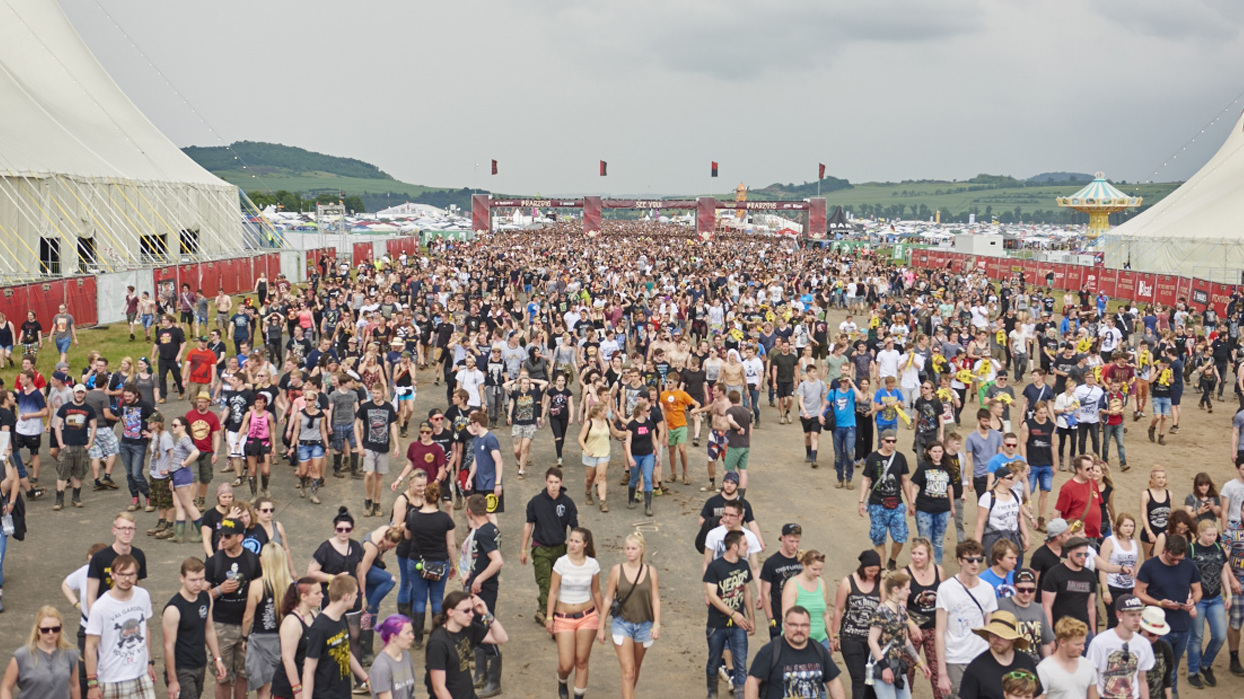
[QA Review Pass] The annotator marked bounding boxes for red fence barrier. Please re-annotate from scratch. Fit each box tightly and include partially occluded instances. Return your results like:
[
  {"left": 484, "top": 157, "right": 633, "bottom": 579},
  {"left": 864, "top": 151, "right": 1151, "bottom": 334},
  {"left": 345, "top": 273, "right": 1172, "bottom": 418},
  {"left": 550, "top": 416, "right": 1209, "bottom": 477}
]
[
  {"left": 909, "top": 250, "right": 1241, "bottom": 316},
  {"left": 0, "top": 276, "right": 98, "bottom": 328},
  {"left": 352, "top": 242, "right": 372, "bottom": 265}
]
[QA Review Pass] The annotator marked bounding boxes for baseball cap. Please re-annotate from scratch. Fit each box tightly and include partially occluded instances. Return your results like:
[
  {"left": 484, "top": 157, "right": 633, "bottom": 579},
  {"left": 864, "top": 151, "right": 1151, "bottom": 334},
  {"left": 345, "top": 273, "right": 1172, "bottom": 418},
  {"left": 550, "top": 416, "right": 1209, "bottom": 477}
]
[
  {"left": 198, "top": 335, "right": 208, "bottom": 342},
  {"left": 781, "top": 523, "right": 803, "bottom": 537},
  {"left": 72, "top": 384, "right": 87, "bottom": 393},
  {"left": 218, "top": 519, "right": 243, "bottom": 536},
  {"left": 1014, "top": 569, "right": 1036, "bottom": 585},
  {"left": 1045, "top": 518, "right": 1069, "bottom": 540},
  {"left": 1115, "top": 594, "right": 1143, "bottom": 613},
  {"left": 52, "top": 371, "right": 70, "bottom": 383},
  {"left": 418, "top": 421, "right": 433, "bottom": 432}
]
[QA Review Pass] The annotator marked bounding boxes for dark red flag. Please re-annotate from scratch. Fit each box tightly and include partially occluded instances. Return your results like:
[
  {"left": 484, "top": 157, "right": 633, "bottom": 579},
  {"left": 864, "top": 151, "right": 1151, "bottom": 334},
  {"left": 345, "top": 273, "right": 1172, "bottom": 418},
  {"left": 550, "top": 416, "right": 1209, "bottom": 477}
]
[
  {"left": 600, "top": 160, "right": 607, "bottom": 176},
  {"left": 491, "top": 159, "right": 498, "bottom": 175},
  {"left": 711, "top": 161, "right": 718, "bottom": 177},
  {"left": 818, "top": 163, "right": 826, "bottom": 179}
]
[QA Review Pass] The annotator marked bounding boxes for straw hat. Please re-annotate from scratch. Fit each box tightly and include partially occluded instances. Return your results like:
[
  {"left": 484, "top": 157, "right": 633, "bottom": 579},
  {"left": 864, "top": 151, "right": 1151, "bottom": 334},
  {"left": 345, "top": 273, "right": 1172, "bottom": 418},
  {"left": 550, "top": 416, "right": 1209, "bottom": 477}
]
[{"left": 971, "top": 610, "right": 1029, "bottom": 649}]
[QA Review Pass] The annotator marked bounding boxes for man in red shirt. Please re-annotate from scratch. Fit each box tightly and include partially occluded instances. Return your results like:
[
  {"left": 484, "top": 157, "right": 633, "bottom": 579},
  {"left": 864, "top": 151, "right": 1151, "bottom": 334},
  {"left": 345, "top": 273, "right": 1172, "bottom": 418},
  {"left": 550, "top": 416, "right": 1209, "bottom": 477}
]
[
  {"left": 185, "top": 392, "right": 222, "bottom": 505},
  {"left": 184, "top": 336, "right": 217, "bottom": 398},
  {"left": 1054, "top": 454, "right": 1102, "bottom": 538}
]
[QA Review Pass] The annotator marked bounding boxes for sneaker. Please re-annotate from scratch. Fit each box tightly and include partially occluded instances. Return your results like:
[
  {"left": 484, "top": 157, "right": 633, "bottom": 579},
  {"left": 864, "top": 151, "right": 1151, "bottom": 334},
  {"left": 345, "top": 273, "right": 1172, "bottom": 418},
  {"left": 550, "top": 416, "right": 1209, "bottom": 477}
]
[
  {"left": 1202, "top": 667, "right": 1217, "bottom": 687},
  {"left": 700, "top": 483, "right": 717, "bottom": 492},
  {"left": 1170, "top": 425, "right": 1180, "bottom": 434},
  {"left": 1121, "top": 462, "right": 1130, "bottom": 472},
  {"left": 27, "top": 488, "right": 44, "bottom": 500},
  {"left": 72, "top": 499, "right": 83, "bottom": 508},
  {"left": 219, "top": 462, "right": 233, "bottom": 473},
  {"left": 693, "top": 438, "right": 700, "bottom": 447},
  {"left": 352, "top": 680, "right": 370, "bottom": 696},
  {"left": 718, "top": 665, "right": 732, "bottom": 684},
  {"left": 52, "top": 500, "right": 63, "bottom": 512},
  {"left": 102, "top": 477, "right": 119, "bottom": 490},
  {"left": 835, "top": 480, "right": 844, "bottom": 489},
  {"left": 653, "top": 487, "right": 664, "bottom": 496},
  {"left": 231, "top": 477, "right": 243, "bottom": 487},
  {"left": 93, "top": 480, "right": 108, "bottom": 492},
  {"left": 1186, "top": 673, "right": 1203, "bottom": 690},
  {"left": 887, "top": 559, "right": 897, "bottom": 572},
  {"left": 517, "top": 469, "right": 525, "bottom": 480}
]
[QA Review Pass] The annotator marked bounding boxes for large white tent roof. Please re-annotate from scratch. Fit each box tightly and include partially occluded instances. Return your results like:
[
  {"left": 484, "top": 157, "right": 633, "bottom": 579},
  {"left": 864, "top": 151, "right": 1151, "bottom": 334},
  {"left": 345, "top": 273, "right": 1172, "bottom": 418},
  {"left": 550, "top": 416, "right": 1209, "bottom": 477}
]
[
  {"left": 1101, "top": 110, "right": 1244, "bottom": 281},
  {"left": 0, "top": 0, "right": 229, "bottom": 187}
]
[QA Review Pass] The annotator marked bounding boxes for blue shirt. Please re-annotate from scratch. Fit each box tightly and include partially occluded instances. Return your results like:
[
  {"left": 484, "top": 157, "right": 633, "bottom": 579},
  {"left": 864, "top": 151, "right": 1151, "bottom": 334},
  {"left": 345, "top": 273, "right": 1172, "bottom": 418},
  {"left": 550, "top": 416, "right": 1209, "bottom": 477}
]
[
  {"left": 979, "top": 568, "right": 1016, "bottom": 598},
  {"left": 873, "top": 388, "right": 904, "bottom": 428},
  {"left": 473, "top": 431, "right": 502, "bottom": 490},
  {"left": 987, "top": 452, "right": 1023, "bottom": 475},
  {"left": 826, "top": 388, "right": 856, "bottom": 428}
]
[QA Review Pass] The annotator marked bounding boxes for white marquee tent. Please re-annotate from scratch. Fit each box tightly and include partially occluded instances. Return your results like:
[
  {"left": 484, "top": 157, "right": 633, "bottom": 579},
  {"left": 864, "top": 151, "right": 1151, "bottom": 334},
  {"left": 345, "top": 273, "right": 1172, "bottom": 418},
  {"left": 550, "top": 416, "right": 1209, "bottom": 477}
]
[
  {"left": 0, "top": 0, "right": 247, "bottom": 281},
  {"left": 1100, "top": 110, "right": 1244, "bottom": 283}
]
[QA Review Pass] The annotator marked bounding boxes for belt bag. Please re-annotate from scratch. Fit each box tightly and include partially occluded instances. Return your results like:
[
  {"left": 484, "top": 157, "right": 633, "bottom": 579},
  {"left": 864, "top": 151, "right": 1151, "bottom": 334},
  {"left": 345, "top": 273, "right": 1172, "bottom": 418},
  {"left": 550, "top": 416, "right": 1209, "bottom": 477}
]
[{"left": 419, "top": 559, "right": 448, "bottom": 581}]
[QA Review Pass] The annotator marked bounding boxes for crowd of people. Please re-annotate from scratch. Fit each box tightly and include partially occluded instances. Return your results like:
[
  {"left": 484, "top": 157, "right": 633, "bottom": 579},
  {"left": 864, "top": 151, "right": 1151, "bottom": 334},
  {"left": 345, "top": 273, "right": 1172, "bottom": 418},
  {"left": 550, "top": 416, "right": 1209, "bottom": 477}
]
[{"left": 1, "top": 219, "right": 1244, "bottom": 699}]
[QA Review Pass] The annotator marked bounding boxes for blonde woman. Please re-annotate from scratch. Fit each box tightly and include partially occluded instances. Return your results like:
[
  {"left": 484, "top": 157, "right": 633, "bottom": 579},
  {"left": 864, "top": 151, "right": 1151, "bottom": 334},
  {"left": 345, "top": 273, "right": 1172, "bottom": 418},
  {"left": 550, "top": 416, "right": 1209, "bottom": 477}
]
[
  {"left": 1140, "top": 465, "right": 1173, "bottom": 560},
  {"left": 599, "top": 532, "right": 661, "bottom": 699},
  {"left": 1098, "top": 513, "right": 1139, "bottom": 628},
  {"left": 0, "top": 606, "right": 79, "bottom": 699},
  {"left": 244, "top": 543, "right": 294, "bottom": 699},
  {"left": 357, "top": 524, "right": 405, "bottom": 665},
  {"left": 780, "top": 550, "right": 832, "bottom": 646},
  {"left": 251, "top": 496, "right": 295, "bottom": 578},
  {"left": 578, "top": 402, "right": 614, "bottom": 512}
]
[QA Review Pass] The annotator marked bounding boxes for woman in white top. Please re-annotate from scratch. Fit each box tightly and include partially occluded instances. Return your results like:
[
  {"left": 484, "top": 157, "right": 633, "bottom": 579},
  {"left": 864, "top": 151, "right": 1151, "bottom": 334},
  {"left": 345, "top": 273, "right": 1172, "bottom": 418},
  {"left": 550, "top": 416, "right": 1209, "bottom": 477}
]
[
  {"left": 974, "top": 467, "right": 1028, "bottom": 567},
  {"left": 546, "top": 527, "right": 605, "bottom": 699},
  {"left": 1097, "top": 512, "right": 1138, "bottom": 629},
  {"left": 1052, "top": 378, "right": 1080, "bottom": 472}
]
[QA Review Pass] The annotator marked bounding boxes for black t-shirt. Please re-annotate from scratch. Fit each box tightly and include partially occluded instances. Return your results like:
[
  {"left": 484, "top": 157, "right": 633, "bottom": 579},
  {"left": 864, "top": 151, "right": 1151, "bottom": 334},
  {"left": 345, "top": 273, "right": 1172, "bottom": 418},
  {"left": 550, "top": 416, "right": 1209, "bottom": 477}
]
[
  {"left": 703, "top": 556, "right": 752, "bottom": 628},
  {"left": 205, "top": 549, "right": 262, "bottom": 625},
  {"left": 700, "top": 494, "right": 755, "bottom": 523},
  {"left": 759, "top": 552, "right": 803, "bottom": 628},
  {"left": 312, "top": 540, "right": 364, "bottom": 612},
  {"left": 306, "top": 612, "right": 351, "bottom": 699},
  {"left": 625, "top": 418, "right": 656, "bottom": 456},
  {"left": 86, "top": 546, "right": 149, "bottom": 603},
  {"left": 404, "top": 509, "right": 455, "bottom": 562},
  {"left": 165, "top": 591, "right": 211, "bottom": 670},
  {"left": 0, "top": 407, "right": 14, "bottom": 434},
  {"left": 771, "top": 352, "right": 799, "bottom": 383},
  {"left": 545, "top": 387, "right": 571, "bottom": 418},
  {"left": 911, "top": 462, "right": 953, "bottom": 514},
  {"left": 747, "top": 638, "right": 841, "bottom": 699},
  {"left": 862, "top": 451, "right": 909, "bottom": 506},
  {"left": 424, "top": 619, "right": 488, "bottom": 699},
  {"left": 508, "top": 387, "right": 542, "bottom": 425},
  {"left": 958, "top": 648, "right": 1042, "bottom": 699},
  {"left": 356, "top": 401, "right": 397, "bottom": 452},
  {"left": 222, "top": 389, "right": 252, "bottom": 432},
  {"left": 1028, "top": 545, "right": 1062, "bottom": 604},
  {"left": 199, "top": 507, "right": 230, "bottom": 552},
  {"left": 56, "top": 402, "right": 97, "bottom": 447},
  {"left": 1040, "top": 563, "right": 1097, "bottom": 626},
  {"left": 468, "top": 523, "right": 500, "bottom": 593},
  {"left": 683, "top": 368, "right": 708, "bottom": 402},
  {"left": 156, "top": 325, "right": 186, "bottom": 360}
]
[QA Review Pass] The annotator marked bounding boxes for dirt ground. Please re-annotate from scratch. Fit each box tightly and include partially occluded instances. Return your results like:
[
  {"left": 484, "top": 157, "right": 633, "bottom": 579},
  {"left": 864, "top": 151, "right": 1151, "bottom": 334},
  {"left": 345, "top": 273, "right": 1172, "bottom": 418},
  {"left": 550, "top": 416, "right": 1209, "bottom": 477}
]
[{"left": 3, "top": 310, "right": 1242, "bottom": 699}]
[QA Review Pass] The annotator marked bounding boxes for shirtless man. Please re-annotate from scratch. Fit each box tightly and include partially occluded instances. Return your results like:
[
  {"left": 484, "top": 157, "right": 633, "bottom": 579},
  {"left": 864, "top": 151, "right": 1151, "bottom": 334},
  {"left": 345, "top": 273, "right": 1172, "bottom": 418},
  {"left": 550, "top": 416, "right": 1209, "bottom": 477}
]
[
  {"left": 137, "top": 293, "right": 159, "bottom": 343},
  {"left": 692, "top": 382, "right": 734, "bottom": 493},
  {"left": 214, "top": 288, "right": 233, "bottom": 331},
  {"left": 720, "top": 350, "right": 746, "bottom": 410}
]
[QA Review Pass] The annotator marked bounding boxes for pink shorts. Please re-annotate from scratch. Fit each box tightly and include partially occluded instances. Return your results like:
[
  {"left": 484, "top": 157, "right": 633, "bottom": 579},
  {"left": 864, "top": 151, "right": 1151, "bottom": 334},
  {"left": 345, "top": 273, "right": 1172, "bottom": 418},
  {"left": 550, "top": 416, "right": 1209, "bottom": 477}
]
[{"left": 552, "top": 607, "right": 599, "bottom": 634}]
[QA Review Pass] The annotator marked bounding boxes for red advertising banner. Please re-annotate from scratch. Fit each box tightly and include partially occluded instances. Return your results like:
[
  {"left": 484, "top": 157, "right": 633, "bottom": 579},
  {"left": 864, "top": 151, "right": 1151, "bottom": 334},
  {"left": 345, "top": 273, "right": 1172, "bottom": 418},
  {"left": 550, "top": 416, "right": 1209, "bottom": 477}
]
[
  {"left": 1154, "top": 275, "right": 1179, "bottom": 307},
  {"left": 985, "top": 258, "right": 1001, "bottom": 278},
  {"left": 1082, "top": 267, "right": 1098, "bottom": 292},
  {"left": 1097, "top": 268, "right": 1117, "bottom": 297},
  {"left": 1065, "top": 265, "right": 1083, "bottom": 292},
  {"left": 1210, "top": 283, "right": 1234, "bottom": 316},
  {"left": 1177, "top": 277, "right": 1195, "bottom": 306},
  {"left": 1190, "top": 277, "right": 1212, "bottom": 309},
  {"left": 352, "top": 242, "right": 372, "bottom": 266},
  {"left": 1134, "top": 273, "right": 1156, "bottom": 304},
  {"left": 1115, "top": 270, "right": 1137, "bottom": 302}
]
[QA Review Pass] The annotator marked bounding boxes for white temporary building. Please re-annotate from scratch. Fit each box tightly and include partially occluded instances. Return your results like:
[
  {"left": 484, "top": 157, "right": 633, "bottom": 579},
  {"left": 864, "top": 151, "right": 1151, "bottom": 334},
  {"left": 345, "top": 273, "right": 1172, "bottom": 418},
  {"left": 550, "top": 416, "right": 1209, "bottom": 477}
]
[
  {"left": 0, "top": 0, "right": 247, "bottom": 281},
  {"left": 1100, "top": 110, "right": 1244, "bottom": 283}
]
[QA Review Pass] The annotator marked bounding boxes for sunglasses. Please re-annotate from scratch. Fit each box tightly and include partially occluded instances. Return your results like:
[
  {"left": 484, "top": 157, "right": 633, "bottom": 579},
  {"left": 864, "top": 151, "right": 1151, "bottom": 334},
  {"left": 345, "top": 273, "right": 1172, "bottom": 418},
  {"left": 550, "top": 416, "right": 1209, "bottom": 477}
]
[
  {"left": 882, "top": 438, "right": 896, "bottom": 443},
  {"left": 258, "top": 508, "right": 274, "bottom": 513},
  {"left": 335, "top": 526, "right": 353, "bottom": 533},
  {"left": 962, "top": 556, "right": 984, "bottom": 563},
  {"left": 419, "top": 430, "right": 432, "bottom": 435},
  {"left": 1015, "top": 587, "right": 1036, "bottom": 594},
  {"left": 40, "top": 626, "right": 62, "bottom": 634},
  {"left": 431, "top": 416, "right": 444, "bottom": 421},
  {"left": 1003, "top": 443, "right": 1018, "bottom": 448}
]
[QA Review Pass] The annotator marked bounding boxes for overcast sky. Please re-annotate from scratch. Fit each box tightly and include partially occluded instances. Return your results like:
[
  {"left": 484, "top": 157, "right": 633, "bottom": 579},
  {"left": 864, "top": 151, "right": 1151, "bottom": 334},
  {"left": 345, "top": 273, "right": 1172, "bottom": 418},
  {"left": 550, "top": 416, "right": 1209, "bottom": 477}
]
[{"left": 61, "top": 0, "right": 1244, "bottom": 195}]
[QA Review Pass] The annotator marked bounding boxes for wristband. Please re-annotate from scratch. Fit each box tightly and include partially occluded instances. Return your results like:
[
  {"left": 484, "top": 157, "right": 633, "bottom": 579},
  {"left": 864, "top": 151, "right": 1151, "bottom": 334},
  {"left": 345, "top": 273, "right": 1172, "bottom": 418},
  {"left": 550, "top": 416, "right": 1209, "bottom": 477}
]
[{"left": 87, "top": 680, "right": 99, "bottom": 688}]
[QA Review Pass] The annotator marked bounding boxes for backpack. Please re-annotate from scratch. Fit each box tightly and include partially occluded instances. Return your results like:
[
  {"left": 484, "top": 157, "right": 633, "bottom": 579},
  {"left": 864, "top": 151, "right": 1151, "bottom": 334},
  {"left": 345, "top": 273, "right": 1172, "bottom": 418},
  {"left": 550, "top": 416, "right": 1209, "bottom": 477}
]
[
  {"left": 760, "top": 637, "right": 833, "bottom": 695},
  {"left": 694, "top": 515, "right": 721, "bottom": 554}
]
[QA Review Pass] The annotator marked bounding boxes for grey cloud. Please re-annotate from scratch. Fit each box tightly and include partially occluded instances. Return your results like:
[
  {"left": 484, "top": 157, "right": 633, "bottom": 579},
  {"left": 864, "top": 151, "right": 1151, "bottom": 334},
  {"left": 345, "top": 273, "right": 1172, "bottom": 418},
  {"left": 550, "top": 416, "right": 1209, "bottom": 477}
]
[{"left": 1090, "top": 0, "right": 1243, "bottom": 40}]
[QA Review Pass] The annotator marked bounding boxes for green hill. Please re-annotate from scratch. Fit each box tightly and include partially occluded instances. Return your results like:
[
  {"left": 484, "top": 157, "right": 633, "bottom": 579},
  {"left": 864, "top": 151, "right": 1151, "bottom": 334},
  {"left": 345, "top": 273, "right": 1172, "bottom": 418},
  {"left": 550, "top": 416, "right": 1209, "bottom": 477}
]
[
  {"left": 751, "top": 174, "right": 1179, "bottom": 225},
  {"left": 183, "top": 141, "right": 479, "bottom": 212}
]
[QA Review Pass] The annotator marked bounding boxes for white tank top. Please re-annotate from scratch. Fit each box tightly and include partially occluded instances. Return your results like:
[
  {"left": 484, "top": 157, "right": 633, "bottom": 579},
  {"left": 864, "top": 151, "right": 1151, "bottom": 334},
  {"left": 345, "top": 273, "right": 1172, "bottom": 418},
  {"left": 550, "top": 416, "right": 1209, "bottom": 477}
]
[{"left": 1105, "top": 535, "right": 1137, "bottom": 589}]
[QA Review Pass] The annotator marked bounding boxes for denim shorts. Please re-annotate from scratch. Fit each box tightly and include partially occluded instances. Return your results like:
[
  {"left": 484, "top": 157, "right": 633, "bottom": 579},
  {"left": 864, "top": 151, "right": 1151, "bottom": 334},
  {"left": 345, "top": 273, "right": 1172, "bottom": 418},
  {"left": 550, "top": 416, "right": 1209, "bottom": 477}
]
[
  {"left": 1028, "top": 464, "right": 1053, "bottom": 492},
  {"left": 55, "top": 337, "right": 71, "bottom": 354},
  {"left": 867, "top": 503, "right": 908, "bottom": 546},
  {"left": 298, "top": 443, "right": 326, "bottom": 461},
  {"left": 611, "top": 617, "right": 654, "bottom": 648},
  {"left": 1152, "top": 397, "right": 1172, "bottom": 416},
  {"left": 171, "top": 466, "right": 194, "bottom": 488},
  {"left": 582, "top": 454, "right": 610, "bottom": 468}
]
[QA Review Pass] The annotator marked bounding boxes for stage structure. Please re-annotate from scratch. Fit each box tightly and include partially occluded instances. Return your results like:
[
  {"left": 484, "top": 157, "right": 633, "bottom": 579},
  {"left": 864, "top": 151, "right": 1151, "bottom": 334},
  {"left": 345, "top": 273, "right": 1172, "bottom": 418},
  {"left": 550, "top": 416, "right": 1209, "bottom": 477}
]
[{"left": 472, "top": 195, "right": 828, "bottom": 241}]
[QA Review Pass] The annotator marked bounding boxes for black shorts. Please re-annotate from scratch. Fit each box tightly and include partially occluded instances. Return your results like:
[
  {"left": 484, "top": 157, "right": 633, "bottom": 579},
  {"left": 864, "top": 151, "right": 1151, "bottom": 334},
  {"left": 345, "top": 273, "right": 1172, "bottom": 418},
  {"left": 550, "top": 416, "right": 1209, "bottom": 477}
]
[
  {"left": 777, "top": 381, "right": 794, "bottom": 398},
  {"left": 812, "top": 344, "right": 828, "bottom": 359},
  {"left": 49, "top": 430, "right": 61, "bottom": 450},
  {"left": 801, "top": 416, "right": 822, "bottom": 434},
  {"left": 14, "top": 432, "right": 40, "bottom": 454},
  {"left": 180, "top": 311, "right": 194, "bottom": 324},
  {"left": 244, "top": 439, "right": 270, "bottom": 457}
]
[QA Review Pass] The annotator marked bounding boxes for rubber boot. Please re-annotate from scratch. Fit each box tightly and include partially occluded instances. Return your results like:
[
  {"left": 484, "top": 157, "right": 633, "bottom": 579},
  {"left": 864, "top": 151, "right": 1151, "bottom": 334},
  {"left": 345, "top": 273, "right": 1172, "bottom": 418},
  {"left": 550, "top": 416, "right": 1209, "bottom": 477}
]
[
  {"left": 477, "top": 650, "right": 502, "bottom": 698},
  {"left": 171, "top": 520, "right": 185, "bottom": 544},
  {"left": 472, "top": 648, "right": 487, "bottom": 688},
  {"left": 248, "top": 476, "right": 258, "bottom": 496},
  {"left": 412, "top": 611, "right": 426, "bottom": 649},
  {"left": 350, "top": 453, "right": 362, "bottom": 479},
  {"left": 189, "top": 518, "right": 202, "bottom": 543},
  {"left": 310, "top": 478, "right": 321, "bottom": 504},
  {"left": 333, "top": 452, "right": 344, "bottom": 478},
  {"left": 707, "top": 675, "right": 718, "bottom": 699},
  {"left": 261, "top": 473, "right": 270, "bottom": 497},
  {"left": 358, "top": 612, "right": 375, "bottom": 666}
]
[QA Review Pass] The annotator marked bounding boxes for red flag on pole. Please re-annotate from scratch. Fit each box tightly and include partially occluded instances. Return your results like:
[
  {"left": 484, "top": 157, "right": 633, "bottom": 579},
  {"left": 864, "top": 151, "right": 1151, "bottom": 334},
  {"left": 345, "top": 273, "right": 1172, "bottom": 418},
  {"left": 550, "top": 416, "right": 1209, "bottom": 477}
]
[
  {"left": 491, "top": 160, "right": 498, "bottom": 175},
  {"left": 599, "top": 160, "right": 607, "bottom": 176},
  {"left": 818, "top": 163, "right": 826, "bottom": 179},
  {"left": 711, "top": 161, "right": 718, "bottom": 177}
]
